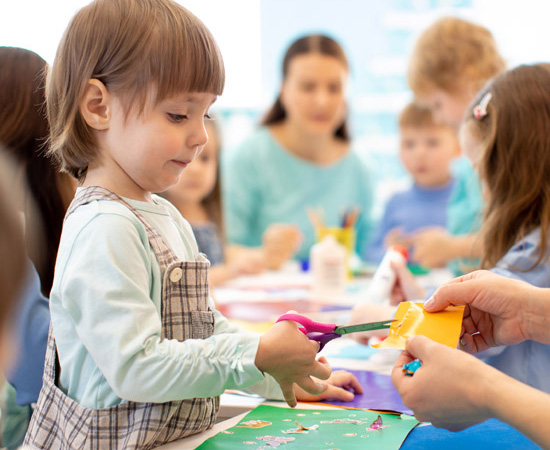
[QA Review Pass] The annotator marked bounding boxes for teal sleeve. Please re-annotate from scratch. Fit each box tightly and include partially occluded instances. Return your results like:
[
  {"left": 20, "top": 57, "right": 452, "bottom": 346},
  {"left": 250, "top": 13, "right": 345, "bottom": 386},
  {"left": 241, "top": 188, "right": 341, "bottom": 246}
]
[
  {"left": 54, "top": 213, "right": 266, "bottom": 407},
  {"left": 223, "top": 145, "right": 263, "bottom": 247}
]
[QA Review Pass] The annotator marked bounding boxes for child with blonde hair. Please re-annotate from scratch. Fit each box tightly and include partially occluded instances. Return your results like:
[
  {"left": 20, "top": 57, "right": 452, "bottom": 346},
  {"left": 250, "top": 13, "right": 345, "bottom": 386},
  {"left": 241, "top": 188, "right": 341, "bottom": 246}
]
[
  {"left": 390, "top": 63, "right": 550, "bottom": 392},
  {"left": 162, "top": 119, "right": 300, "bottom": 286},
  {"left": 407, "top": 17, "right": 506, "bottom": 271},
  {"left": 364, "top": 102, "right": 459, "bottom": 263},
  {"left": 24, "top": 1, "right": 361, "bottom": 447}
]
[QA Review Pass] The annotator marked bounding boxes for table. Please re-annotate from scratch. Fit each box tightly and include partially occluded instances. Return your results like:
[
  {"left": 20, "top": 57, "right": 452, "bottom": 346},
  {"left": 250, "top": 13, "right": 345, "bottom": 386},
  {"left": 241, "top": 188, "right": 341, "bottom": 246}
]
[{"left": 159, "top": 266, "right": 538, "bottom": 449}]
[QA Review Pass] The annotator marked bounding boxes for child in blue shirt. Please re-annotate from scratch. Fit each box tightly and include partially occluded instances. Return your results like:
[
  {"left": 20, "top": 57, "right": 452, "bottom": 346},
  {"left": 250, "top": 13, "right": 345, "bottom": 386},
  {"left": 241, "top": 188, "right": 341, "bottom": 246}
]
[
  {"left": 364, "top": 102, "right": 459, "bottom": 263},
  {"left": 24, "top": 1, "right": 361, "bottom": 448}
]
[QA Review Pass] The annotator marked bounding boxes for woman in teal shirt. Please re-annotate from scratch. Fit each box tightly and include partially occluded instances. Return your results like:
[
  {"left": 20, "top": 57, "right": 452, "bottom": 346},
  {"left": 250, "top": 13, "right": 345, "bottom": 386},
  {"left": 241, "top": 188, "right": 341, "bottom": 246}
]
[{"left": 224, "top": 34, "right": 373, "bottom": 261}]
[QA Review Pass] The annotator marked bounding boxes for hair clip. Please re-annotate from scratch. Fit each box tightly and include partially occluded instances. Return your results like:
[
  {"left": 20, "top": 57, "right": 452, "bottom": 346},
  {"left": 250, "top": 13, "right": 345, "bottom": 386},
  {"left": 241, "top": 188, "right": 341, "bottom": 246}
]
[{"left": 473, "top": 92, "right": 492, "bottom": 120}]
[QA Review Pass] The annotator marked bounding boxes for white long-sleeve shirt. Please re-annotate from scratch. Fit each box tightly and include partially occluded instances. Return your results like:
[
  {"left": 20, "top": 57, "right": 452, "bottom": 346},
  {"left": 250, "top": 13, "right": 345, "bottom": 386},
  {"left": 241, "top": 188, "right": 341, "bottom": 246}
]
[{"left": 50, "top": 190, "right": 282, "bottom": 408}]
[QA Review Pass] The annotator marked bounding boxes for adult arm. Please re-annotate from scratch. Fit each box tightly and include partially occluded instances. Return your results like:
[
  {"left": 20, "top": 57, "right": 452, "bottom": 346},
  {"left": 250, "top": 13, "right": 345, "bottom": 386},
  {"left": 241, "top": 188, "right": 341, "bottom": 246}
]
[{"left": 392, "top": 335, "right": 550, "bottom": 449}]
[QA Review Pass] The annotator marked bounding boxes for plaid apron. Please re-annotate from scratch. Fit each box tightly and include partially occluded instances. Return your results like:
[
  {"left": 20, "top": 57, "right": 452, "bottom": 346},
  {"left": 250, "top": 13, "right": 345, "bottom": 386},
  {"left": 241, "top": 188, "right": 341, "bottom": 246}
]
[{"left": 25, "top": 186, "right": 219, "bottom": 449}]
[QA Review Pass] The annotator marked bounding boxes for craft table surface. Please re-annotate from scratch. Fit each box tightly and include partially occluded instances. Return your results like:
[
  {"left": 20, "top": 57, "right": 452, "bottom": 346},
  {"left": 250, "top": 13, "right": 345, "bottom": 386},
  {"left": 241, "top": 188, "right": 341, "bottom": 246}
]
[{"left": 157, "top": 267, "right": 537, "bottom": 449}]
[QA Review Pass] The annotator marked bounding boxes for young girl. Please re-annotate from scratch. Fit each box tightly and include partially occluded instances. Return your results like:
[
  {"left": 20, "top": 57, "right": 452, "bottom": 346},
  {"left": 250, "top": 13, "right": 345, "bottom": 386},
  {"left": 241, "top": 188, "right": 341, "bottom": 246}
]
[
  {"left": 224, "top": 34, "right": 373, "bottom": 262},
  {"left": 406, "top": 17, "right": 506, "bottom": 271},
  {"left": 25, "top": 1, "right": 361, "bottom": 448},
  {"left": 389, "top": 63, "right": 550, "bottom": 392},
  {"left": 161, "top": 119, "right": 300, "bottom": 286}
]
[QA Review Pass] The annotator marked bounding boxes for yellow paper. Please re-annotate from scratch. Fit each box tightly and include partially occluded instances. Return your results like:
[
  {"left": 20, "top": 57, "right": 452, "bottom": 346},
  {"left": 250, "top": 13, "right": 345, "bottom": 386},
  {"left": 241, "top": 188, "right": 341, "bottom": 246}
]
[{"left": 372, "top": 301, "right": 465, "bottom": 350}]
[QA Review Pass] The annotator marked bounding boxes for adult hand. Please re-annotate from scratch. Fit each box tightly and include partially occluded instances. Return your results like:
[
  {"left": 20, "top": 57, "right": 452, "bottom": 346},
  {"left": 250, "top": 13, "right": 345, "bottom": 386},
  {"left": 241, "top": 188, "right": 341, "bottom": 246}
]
[
  {"left": 411, "top": 227, "right": 455, "bottom": 268},
  {"left": 295, "top": 361, "right": 363, "bottom": 402},
  {"left": 424, "top": 270, "right": 539, "bottom": 353},
  {"left": 262, "top": 224, "right": 302, "bottom": 270},
  {"left": 392, "top": 335, "right": 496, "bottom": 430},
  {"left": 255, "top": 314, "right": 330, "bottom": 407}
]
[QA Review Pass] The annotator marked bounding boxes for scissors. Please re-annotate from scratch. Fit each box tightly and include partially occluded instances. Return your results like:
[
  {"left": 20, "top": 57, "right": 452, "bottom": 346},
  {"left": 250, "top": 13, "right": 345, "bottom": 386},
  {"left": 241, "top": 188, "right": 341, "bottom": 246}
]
[{"left": 276, "top": 313, "right": 395, "bottom": 351}]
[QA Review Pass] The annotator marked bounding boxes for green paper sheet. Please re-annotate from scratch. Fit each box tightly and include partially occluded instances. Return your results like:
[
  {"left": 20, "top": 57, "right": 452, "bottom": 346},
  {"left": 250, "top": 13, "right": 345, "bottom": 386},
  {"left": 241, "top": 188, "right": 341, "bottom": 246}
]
[{"left": 197, "top": 405, "right": 419, "bottom": 450}]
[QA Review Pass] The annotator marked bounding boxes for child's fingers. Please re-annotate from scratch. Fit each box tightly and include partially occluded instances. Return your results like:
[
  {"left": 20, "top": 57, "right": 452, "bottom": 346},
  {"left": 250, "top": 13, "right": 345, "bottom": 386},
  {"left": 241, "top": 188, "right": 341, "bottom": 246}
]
[
  {"left": 321, "top": 384, "right": 355, "bottom": 402},
  {"left": 296, "top": 376, "right": 327, "bottom": 396},
  {"left": 309, "top": 357, "right": 331, "bottom": 380},
  {"left": 280, "top": 381, "right": 297, "bottom": 408}
]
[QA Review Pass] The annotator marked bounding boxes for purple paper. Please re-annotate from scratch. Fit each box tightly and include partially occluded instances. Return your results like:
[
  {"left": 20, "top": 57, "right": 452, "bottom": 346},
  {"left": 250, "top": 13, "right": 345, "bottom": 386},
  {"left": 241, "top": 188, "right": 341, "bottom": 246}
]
[{"left": 320, "top": 369, "right": 413, "bottom": 415}]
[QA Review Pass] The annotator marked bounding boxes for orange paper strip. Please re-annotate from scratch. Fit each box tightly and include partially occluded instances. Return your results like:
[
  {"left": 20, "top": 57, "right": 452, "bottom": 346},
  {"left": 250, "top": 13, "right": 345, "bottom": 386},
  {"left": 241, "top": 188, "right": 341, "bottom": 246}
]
[{"left": 372, "top": 301, "right": 465, "bottom": 350}]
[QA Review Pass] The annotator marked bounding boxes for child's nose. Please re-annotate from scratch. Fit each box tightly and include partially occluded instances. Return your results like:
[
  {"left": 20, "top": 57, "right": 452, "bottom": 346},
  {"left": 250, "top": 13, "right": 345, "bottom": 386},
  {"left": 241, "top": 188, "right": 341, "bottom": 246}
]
[{"left": 188, "top": 123, "right": 208, "bottom": 150}]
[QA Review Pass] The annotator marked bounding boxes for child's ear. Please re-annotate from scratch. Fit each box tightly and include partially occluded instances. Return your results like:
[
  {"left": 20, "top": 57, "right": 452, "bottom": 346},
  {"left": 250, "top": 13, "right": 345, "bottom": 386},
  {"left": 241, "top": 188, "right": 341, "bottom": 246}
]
[{"left": 79, "top": 79, "right": 111, "bottom": 130}]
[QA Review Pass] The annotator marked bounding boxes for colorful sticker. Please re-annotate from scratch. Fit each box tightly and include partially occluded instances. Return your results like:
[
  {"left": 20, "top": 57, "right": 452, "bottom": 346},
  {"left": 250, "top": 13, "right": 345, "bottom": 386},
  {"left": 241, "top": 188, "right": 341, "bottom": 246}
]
[{"left": 237, "top": 420, "right": 272, "bottom": 428}]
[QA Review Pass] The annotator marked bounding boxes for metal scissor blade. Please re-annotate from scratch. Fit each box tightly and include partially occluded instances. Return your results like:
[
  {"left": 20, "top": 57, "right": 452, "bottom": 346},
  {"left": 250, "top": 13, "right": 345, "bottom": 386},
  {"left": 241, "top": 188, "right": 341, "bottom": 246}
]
[{"left": 333, "top": 319, "right": 396, "bottom": 335}]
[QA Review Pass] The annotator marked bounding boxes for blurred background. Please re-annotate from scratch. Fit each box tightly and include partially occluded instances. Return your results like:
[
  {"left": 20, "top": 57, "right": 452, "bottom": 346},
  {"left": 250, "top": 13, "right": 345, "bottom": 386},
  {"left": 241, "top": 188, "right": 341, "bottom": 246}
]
[{"left": 2, "top": 0, "right": 549, "bottom": 217}]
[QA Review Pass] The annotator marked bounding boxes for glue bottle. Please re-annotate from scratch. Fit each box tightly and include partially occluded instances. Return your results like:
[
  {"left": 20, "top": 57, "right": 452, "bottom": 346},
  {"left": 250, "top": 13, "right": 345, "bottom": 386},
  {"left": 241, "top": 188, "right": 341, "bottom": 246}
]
[
  {"left": 310, "top": 235, "right": 346, "bottom": 301},
  {"left": 366, "top": 245, "right": 409, "bottom": 305}
]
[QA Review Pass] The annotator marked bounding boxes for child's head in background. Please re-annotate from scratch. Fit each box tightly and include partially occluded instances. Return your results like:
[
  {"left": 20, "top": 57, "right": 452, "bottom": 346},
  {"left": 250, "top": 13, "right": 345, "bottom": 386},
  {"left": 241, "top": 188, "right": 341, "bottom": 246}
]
[
  {"left": 46, "top": 0, "right": 224, "bottom": 196},
  {"left": 162, "top": 119, "right": 223, "bottom": 231},
  {"left": 0, "top": 46, "right": 75, "bottom": 295},
  {"left": 408, "top": 17, "right": 505, "bottom": 130},
  {"left": 398, "top": 102, "right": 459, "bottom": 188},
  {"left": 460, "top": 63, "right": 550, "bottom": 269}
]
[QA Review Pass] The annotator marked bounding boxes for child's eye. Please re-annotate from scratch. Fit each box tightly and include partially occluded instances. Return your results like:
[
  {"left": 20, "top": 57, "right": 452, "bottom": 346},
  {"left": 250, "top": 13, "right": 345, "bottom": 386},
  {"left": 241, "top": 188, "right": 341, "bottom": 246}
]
[
  {"left": 168, "top": 113, "right": 187, "bottom": 123},
  {"left": 204, "top": 114, "right": 212, "bottom": 121}
]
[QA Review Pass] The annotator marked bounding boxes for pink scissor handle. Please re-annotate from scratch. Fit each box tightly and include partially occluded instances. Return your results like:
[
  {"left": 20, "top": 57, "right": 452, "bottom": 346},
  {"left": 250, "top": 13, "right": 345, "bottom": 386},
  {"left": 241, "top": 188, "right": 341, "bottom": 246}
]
[{"left": 276, "top": 313, "right": 337, "bottom": 334}]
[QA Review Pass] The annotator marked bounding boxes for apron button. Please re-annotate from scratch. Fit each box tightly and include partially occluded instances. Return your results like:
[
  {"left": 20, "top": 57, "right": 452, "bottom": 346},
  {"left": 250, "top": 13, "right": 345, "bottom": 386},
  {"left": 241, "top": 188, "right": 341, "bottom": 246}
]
[{"left": 169, "top": 267, "right": 183, "bottom": 283}]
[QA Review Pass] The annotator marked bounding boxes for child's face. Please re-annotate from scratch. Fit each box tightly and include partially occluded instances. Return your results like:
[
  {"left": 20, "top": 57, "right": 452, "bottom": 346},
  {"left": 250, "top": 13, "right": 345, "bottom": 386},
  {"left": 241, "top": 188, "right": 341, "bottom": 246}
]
[
  {"left": 400, "top": 125, "right": 459, "bottom": 188},
  {"left": 164, "top": 123, "right": 218, "bottom": 206},
  {"left": 280, "top": 53, "right": 348, "bottom": 137},
  {"left": 458, "top": 124, "right": 485, "bottom": 171},
  {"left": 98, "top": 91, "right": 216, "bottom": 200},
  {"left": 420, "top": 88, "right": 473, "bottom": 131}
]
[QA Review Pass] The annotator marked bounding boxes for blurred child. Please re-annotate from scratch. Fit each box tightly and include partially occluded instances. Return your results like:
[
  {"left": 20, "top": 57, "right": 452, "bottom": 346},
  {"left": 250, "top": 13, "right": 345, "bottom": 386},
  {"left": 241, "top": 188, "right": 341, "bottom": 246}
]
[
  {"left": 0, "top": 47, "right": 75, "bottom": 449},
  {"left": 0, "top": 154, "right": 28, "bottom": 449},
  {"left": 25, "top": 1, "right": 361, "bottom": 447},
  {"left": 407, "top": 17, "right": 506, "bottom": 270},
  {"left": 364, "top": 102, "right": 459, "bottom": 263},
  {"left": 161, "top": 119, "right": 299, "bottom": 286},
  {"left": 386, "top": 64, "right": 550, "bottom": 392}
]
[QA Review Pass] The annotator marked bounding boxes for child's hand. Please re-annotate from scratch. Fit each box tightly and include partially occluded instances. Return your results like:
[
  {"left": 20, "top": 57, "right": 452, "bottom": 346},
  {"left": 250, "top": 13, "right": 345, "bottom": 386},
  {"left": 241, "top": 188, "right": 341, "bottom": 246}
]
[
  {"left": 389, "top": 258, "right": 426, "bottom": 303},
  {"left": 228, "top": 248, "right": 265, "bottom": 276},
  {"left": 411, "top": 227, "right": 455, "bottom": 267},
  {"left": 384, "top": 227, "right": 412, "bottom": 249},
  {"left": 255, "top": 315, "right": 331, "bottom": 407},
  {"left": 348, "top": 304, "right": 397, "bottom": 344},
  {"left": 295, "top": 360, "right": 363, "bottom": 402},
  {"left": 262, "top": 224, "right": 302, "bottom": 270}
]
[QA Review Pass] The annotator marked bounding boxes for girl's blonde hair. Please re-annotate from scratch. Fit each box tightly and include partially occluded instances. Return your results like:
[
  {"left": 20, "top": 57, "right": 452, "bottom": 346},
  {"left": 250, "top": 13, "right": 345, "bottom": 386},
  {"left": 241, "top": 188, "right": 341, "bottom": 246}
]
[
  {"left": 408, "top": 17, "right": 505, "bottom": 97},
  {"left": 47, "top": 0, "right": 225, "bottom": 181},
  {"left": 462, "top": 64, "right": 550, "bottom": 269}
]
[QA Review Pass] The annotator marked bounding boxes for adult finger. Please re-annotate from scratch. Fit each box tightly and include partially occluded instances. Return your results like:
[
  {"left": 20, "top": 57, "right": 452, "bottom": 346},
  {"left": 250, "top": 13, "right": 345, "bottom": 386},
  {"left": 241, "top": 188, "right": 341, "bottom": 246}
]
[
  {"left": 391, "top": 350, "right": 415, "bottom": 389},
  {"left": 405, "top": 335, "right": 436, "bottom": 360},
  {"left": 424, "top": 280, "right": 478, "bottom": 312}
]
